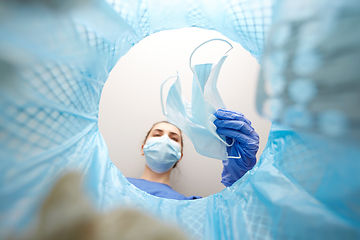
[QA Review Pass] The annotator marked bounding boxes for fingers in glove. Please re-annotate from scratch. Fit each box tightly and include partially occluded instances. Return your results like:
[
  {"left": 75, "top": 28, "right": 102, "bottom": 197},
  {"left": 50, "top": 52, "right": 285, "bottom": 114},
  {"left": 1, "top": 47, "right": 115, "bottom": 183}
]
[
  {"left": 214, "top": 119, "right": 254, "bottom": 135},
  {"left": 214, "top": 108, "right": 251, "bottom": 124},
  {"left": 216, "top": 127, "right": 258, "bottom": 146}
]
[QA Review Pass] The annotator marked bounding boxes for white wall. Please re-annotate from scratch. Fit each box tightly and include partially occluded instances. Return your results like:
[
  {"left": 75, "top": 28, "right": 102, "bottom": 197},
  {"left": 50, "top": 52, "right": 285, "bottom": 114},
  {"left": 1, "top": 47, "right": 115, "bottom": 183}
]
[{"left": 98, "top": 28, "right": 271, "bottom": 198}]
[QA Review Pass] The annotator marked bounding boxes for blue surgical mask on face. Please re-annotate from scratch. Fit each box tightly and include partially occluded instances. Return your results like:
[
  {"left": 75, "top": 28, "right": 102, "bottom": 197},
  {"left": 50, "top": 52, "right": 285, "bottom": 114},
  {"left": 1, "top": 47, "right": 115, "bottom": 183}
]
[
  {"left": 161, "top": 39, "right": 239, "bottom": 160},
  {"left": 143, "top": 134, "right": 182, "bottom": 173}
]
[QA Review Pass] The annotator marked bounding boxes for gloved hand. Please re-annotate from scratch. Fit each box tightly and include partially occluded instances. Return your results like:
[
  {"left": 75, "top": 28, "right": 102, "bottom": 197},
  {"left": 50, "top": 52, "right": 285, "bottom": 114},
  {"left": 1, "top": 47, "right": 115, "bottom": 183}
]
[{"left": 214, "top": 108, "right": 259, "bottom": 187}]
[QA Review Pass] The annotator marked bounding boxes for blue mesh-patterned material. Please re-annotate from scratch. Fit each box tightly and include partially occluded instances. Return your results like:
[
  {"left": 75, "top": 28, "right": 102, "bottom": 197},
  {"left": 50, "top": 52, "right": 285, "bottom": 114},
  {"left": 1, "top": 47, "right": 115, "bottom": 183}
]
[
  {"left": 257, "top": 0, "right": 360, "bottom": 145},
  {"left": 1, "top": 0, "right": 360, "bottom": 239}
]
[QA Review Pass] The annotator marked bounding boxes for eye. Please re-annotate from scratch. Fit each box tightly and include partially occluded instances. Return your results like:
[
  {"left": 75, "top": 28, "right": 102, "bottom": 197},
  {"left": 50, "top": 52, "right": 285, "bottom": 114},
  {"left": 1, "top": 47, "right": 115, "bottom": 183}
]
[
  {"left": 154, "top": 134, "right": 161, "bottom": 137},
  {"left": 171, "top": 137, "right": 179, "bottom": 142}
]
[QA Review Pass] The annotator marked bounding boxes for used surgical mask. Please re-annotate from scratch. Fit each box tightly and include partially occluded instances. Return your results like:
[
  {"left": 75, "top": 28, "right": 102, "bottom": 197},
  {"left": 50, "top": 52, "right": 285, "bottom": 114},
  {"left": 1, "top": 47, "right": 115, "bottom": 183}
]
[
  {"left": 161, "top": 39, "right": 240, "bottom": 160},
  {"left": 143, "top": 134, "right": 182, "bottom": 173}
]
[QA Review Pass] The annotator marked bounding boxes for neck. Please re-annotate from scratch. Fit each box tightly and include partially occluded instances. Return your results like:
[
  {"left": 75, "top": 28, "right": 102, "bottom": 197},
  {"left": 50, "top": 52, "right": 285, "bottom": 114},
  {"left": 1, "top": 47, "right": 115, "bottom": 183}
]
[{"left": 140, "top": 165, "right": 172, "bottom": 186}]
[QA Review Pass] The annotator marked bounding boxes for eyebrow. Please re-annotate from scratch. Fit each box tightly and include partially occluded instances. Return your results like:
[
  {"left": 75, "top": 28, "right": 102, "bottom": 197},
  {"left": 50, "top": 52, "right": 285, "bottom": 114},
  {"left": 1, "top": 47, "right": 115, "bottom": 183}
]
[{"left": 153, "top": 129, "right": 180, "bottom": 137}]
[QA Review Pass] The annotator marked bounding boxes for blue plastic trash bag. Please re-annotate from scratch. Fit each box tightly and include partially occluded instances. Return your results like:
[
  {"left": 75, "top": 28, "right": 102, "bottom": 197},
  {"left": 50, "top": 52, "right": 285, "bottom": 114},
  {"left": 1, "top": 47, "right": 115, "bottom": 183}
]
[{"left": 1, "top": 0, "right": 359, "bottom": 239}]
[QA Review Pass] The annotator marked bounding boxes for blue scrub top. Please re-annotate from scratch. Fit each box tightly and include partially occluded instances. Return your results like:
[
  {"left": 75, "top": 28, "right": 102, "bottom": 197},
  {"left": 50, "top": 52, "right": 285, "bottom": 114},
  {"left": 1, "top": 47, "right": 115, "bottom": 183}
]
[
  {"left": 127, "top": 157, "right": 255, "bottom": 200},
  {"left": 127, "top": 178, "right": 201, "bottom": 200}
]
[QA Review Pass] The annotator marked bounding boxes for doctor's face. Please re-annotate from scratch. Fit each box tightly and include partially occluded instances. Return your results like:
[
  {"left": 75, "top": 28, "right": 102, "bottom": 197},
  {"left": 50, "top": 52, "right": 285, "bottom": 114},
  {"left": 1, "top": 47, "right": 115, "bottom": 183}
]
[
  {"left": 143, "top": 122, "right": 183, "bottom": 152},
  {"left": 146, "top": 122, "right": 182, "bottom": 145}
]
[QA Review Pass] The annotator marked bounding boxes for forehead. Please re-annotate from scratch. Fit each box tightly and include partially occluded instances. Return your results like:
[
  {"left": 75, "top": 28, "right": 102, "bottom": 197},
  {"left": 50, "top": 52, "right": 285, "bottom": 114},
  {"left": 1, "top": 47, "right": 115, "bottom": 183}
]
[{"left": 151, "top": 122, "right": 181, "bottom": 135}]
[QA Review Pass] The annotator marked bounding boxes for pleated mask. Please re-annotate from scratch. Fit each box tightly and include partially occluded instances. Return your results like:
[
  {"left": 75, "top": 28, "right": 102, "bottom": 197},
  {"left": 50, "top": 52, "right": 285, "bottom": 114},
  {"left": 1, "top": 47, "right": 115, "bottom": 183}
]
[
  {"left": 161, "top": 39, "right": 240, "bottom": 160},
  {"left": 143, "top": 134, "right": 182, "bottom": 173}
]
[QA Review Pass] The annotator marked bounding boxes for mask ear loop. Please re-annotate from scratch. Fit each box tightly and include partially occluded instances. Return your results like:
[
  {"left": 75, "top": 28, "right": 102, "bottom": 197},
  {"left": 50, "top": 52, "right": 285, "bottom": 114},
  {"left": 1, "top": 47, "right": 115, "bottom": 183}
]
[
  {"left": 160, "top": 73, "right": 179, "bottom": 116},
  {"left": 227, "top": 139, "right": 241, "bottom": 159},
  {"left": 189, "top": 38, "right": 233, "bottom": 97},
  {"left": 189, "top": 38, "right": 233, "bottom": 73}
]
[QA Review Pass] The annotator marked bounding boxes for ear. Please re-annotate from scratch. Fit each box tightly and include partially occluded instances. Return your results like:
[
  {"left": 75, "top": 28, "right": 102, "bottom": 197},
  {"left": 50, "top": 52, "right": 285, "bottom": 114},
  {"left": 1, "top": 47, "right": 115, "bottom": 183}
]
[{"left": 141, "top": 144, "right": 144, "bottom": 156}]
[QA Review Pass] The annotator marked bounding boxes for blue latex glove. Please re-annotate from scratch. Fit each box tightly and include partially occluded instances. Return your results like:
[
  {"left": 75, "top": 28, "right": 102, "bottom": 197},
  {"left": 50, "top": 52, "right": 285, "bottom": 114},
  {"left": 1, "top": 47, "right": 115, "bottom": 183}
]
[{"left": 214, "top": 108, "right": 259, "bottom": 187}]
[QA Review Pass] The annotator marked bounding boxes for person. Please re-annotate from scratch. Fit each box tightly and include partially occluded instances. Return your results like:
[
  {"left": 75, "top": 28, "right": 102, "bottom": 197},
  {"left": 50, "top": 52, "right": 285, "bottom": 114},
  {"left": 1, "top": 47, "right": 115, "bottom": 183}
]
[{"left": 127, "top": 108, "right": 259, "bottom": 200}]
